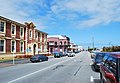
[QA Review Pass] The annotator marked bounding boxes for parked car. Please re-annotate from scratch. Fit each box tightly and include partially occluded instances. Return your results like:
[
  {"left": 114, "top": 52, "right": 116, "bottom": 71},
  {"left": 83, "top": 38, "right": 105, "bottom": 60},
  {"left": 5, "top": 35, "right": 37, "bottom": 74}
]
[
  {"left": 30, "top": 54, "right": 48, "bottom": 62},
  {"left": 92, "top": 52, "right": 107, "bottom": 71},
  {"left": 63, "top": 51, "right": 68, "bottom": 56},
  {"left": 100, "top": 52, "right": 120, "bottom": 83},
  {"left": 67, "top": 51, "right": 75, "bottom": 57},
  {"left": 54, "top": 52, "right": 63, "bottom": 58},
  {"left": 91, "top": 51, "right": 96, "bottom": 58}
]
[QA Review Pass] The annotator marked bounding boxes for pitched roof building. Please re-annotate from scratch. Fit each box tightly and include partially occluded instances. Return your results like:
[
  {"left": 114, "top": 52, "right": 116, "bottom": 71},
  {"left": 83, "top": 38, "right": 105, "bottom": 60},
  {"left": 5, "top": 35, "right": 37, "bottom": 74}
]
[
  {"left": 47, "top": 35, "right": 70, "bottom": 53},
  {"left": 0, "top": 16, "right": 48, "bottom": 60}
]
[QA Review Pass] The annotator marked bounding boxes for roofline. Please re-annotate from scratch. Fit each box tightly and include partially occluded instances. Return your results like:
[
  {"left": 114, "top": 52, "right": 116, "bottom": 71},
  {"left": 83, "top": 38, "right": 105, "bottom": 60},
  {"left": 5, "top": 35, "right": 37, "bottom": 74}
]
[
  {"left": 0, "top": 16, "right": 26, "bottom": 27},
  {"left": 35, "top": 29, "right": 48, "bottom": 35}
]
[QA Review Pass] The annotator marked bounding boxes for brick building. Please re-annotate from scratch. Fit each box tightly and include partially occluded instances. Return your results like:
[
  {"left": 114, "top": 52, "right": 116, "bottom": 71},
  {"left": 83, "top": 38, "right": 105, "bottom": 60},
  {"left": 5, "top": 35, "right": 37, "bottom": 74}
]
[
  {"left": 47, "top": 35, "right": 70, "bottom": 53},
  {"left": 0, "top": 16, "right": 26, "bottom": 58},
  {"left": 25, "top": 22, "right": 48, "bottom": 56},
  {"left": 0, "top": 16, "right": 47, "bottom": 59}
]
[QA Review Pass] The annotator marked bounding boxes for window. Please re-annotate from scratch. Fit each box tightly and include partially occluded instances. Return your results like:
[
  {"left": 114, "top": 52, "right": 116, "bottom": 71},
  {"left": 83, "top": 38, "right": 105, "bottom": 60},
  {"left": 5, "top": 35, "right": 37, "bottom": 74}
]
[
  {"left": 103, "top": 55, "right": 109, "bottom": 62},
  {"left": 64, "top": 41, "right": 66, "bottom": 45},
  {"left": 106, "top": 57, "right": 117, "bottom": 75},
  {"left": 0, "top": 40, "right": 5, "bottom": 52},
  {"left": 11, "top": 24, "right": 16, "bottom": 35},
  {"left": 40, "top": 33, "right": 42, "bottom": 41},
  {"left": 0, "top": 21, "right": 5, "bottom": 32},
  {"left": 35, "top": 32, "right": 38, "bottom": 39},
  {"left": 20, "top": 42, "right": 24, "bottom": 52},
  {"left": 60, "top": 41, "right": 62, "bottom": 45},
  {"left": 20, "top": 27, "right": 24, "bottom": 37},
  {"left": 55, "top": 42, "right": 57, "bottom": 45},
  {"left": 11, "top": 41, "right": 16, "bottom": 52},
  {"left": 118, "top": 59, "right": 120, "bottom": 81},
  {"left": 29, "top": 30, "right": 32, "bottom": 38}
]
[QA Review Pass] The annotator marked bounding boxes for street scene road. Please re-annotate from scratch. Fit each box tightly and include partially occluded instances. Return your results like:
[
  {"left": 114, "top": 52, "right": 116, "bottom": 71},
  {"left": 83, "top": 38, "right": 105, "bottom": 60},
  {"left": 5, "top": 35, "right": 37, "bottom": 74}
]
[{"left": 0, "top": 52, "right": 100, "bottom": 83}]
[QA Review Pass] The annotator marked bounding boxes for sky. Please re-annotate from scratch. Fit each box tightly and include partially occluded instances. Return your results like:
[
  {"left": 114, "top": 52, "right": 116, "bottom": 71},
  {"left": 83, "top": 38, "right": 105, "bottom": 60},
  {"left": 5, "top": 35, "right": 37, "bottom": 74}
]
[{"left": 0, "top": 0, "right": 120, "bottom": 49}]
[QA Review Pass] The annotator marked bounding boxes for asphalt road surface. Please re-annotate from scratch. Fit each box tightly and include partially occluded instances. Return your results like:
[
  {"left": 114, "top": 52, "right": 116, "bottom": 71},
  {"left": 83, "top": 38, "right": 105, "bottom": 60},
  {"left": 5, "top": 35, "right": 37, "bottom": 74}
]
[{"left": 0, "top": 51, "right": 100, "bottom": 83}]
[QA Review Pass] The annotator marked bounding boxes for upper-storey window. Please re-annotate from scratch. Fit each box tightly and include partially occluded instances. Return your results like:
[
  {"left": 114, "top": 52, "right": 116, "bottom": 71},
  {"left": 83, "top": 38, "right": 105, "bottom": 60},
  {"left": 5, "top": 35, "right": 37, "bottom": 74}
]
[
  {"left": 29, "top": 29, "right": 32, "bottom": 38},
  {"left": 20, "top": 27, "right": 24, "bottom": 37},
  {"left": 55, "top": 42, "right": 57, "bottom": 45},
  {"left": 40, "top": 33, "right": 42, "bottom": 41},
  {"left": 0, "top": 21, "right": 5, "bottom": 32},
  {"left": 35, "top": 32, "right": 38, "bottom": 39},
  {"left": 11, "top": 24, "right": 16, "bottom": 35},
  {"left": 0, "top": 39, "right": 5, "bottom": 53},
  {"left": 60, "top": 41, "right": 62, "bottom": 45},
  {"left": 64, "top": 41, "right": 66, "bottom": 45}
]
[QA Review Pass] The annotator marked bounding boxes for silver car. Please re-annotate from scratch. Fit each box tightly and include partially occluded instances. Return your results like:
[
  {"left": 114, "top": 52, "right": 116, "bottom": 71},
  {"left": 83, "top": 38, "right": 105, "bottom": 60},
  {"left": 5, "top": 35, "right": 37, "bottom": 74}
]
[{"left": 67, "top": 52, "right": 75, "bottom": 57}]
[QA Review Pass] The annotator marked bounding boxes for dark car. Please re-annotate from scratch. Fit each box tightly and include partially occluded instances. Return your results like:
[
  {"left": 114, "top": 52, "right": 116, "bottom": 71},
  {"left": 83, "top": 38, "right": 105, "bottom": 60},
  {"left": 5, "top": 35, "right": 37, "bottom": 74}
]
[
  {"left": 92, "top": 52, "right": 107, "bottom": 71},
  {"left": 54, "top": 52, "right": 63, "bottom": 58},
  {"left": 100, "top": 52, "right": 120, "bottom": 83},
  {"left": 30, "top": 54, "right": 48, "bottom": 62}
]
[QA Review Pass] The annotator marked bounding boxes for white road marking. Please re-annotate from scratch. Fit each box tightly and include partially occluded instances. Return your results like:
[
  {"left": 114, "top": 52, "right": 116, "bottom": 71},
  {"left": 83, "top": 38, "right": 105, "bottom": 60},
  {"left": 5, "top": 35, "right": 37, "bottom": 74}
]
[
  {"left": 90, "top": 76, "right": 94, "bottom": 82},
  {"left": 90, "top": 76, "right": 100, "bottom": 82},
  {"left": 90, "top": 63, "right": 93, "bottom": 66},
  {"left": 7, "top": 56, "right": 77, "bottom": 83}
]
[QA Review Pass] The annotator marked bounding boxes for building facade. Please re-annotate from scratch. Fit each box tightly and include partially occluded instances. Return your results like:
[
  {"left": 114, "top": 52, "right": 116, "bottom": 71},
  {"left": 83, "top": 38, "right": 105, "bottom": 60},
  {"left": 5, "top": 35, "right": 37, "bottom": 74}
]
[
  {"left": 0, "top": 16, "right": 26, "bottom": 57},
  {"left": 47, "top": 35, "right": 70, "bottom": 53},
  {"left": 25, "top": 22, "right": 48, "bottom": 56},
  {"left": 0, "top": 16, "right": 48, "bottom": 59},
  {"left": 68, "top": 43, "right": 78, "bottom": 52}
]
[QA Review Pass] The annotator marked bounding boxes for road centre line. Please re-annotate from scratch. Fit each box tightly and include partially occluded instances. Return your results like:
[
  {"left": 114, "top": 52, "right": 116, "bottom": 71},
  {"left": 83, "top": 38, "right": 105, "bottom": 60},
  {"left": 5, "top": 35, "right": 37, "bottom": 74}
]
[{"left": 7, "top": 56, "right": 78, "bottom": 83}]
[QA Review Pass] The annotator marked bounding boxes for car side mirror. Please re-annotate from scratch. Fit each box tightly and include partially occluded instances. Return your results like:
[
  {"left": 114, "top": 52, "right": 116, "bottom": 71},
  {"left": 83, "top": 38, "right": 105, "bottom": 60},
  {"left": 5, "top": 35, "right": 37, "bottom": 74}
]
[{"left": 105, "top": 72, "right": 116, "bottom": 82}]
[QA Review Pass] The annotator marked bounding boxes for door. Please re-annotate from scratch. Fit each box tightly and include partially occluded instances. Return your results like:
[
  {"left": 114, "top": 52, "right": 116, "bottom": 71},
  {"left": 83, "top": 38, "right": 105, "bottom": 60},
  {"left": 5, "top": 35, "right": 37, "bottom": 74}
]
[{"left": 33, "top": 44, "right": 36, "bottom": 56}]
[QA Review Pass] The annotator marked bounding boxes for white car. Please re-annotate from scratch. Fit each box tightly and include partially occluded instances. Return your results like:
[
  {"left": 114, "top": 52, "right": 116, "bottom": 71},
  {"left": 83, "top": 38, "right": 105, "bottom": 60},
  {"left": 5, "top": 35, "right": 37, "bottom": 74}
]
[{"left": 67, "top": 52, "right": 75, "bottom": 57}]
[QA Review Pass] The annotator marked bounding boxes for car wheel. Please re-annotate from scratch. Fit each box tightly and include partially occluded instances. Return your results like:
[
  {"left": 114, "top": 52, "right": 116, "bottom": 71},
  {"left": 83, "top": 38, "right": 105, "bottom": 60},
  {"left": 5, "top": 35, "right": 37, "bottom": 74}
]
[
  {"left": 39, "top": 59, "right": 42, "bottom": 62},
  {"left": 31, "top": 61, "right": 34, "bottom": 63},
  {"left": 94, "top": 65, "right": 97, "bottom": 71}
]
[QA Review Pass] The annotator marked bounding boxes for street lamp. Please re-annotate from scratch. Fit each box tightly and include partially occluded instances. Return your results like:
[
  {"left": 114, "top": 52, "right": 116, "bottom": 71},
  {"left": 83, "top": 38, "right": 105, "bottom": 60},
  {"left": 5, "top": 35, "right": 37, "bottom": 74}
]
[{"left": 92, "top": 37, "right": 94, "bottom": 51}]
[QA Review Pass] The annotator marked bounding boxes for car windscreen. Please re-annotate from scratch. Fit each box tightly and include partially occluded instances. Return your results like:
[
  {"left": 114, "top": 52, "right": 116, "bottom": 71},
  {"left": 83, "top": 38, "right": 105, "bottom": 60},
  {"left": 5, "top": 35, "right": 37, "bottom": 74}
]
[
  {"left": 54, "top": 52, "right": 59, "bottom": 54},
  {"left": 95, "top": 53, "right": 105, "bottom": 62}
]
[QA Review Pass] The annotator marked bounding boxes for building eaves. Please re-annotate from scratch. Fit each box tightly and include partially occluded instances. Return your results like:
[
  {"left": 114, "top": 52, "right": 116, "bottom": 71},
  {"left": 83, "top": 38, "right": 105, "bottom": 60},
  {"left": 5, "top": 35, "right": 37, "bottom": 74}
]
[
  {"left": 35, "top": 29, "right": 48, "bottom": 35},
  {"left": 0, "top": 16, "right": 25, "bottom": 27}
]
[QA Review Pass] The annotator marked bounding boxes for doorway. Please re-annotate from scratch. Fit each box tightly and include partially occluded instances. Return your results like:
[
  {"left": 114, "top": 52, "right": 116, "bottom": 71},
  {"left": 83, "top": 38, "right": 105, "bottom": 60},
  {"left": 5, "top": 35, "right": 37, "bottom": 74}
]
[{"left": 33, "top": 44, "right": 36, "bottom": 56}]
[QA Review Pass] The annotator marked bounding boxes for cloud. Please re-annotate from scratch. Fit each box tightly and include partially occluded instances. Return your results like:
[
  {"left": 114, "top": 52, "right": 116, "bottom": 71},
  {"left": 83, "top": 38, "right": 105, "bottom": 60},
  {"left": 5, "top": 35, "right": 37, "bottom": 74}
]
[
  {"left": 1, "top": 0, "right": 120, "bottom": 29},
  {"left": 49, "top": 0, "right": 120, "bottom": 28},
  {"left": 0, "top": 0, "right": 47, "bottom": 30}
]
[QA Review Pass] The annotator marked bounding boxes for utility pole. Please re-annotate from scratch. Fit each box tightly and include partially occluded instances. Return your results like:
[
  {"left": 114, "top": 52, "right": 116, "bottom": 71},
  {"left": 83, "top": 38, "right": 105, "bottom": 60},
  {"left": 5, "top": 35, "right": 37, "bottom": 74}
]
[
  {"left": 92, "top": 37, "right": 94, "bottom": 51},
  {"left": 109, "top": 41, "right": 112, "bottom": 52}
]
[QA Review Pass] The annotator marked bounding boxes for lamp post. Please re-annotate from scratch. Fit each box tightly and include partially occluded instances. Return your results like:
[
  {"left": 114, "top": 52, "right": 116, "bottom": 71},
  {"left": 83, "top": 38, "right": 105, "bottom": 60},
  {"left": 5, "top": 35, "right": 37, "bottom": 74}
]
[
  {"left": 13, "top": 48, "right": 15, "bottom": 65},
  {"left": 109, "top": 41, "right": 112, "bottom": 52},
  {"left": 92, "top": 37, "right": 94, "bottom": 51}
]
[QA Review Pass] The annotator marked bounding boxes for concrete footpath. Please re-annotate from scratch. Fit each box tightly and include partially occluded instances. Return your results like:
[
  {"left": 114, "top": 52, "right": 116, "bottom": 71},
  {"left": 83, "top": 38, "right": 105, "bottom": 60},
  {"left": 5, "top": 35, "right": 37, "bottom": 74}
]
[{"left": 0, "top": 56, "right": 54, "bottom": 68}]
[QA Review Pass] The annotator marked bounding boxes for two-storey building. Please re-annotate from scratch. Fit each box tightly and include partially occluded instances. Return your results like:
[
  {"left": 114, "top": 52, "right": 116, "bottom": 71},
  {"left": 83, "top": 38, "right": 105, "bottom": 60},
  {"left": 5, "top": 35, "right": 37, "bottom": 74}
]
[
  {"left": 25, "top": 22, "right": 48, "bottom": 56},
  {"left": 69, "top": 43, "right": 78, "bottom": 52},
  {"left": 47, "top": 35, "right": 70, "bottom": 53},
  {"left": 0, "top": 16, "right": 48, "bottom": 59},
  {"left": 0, "top": 16, "right": 26, "bottom": 58}
]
